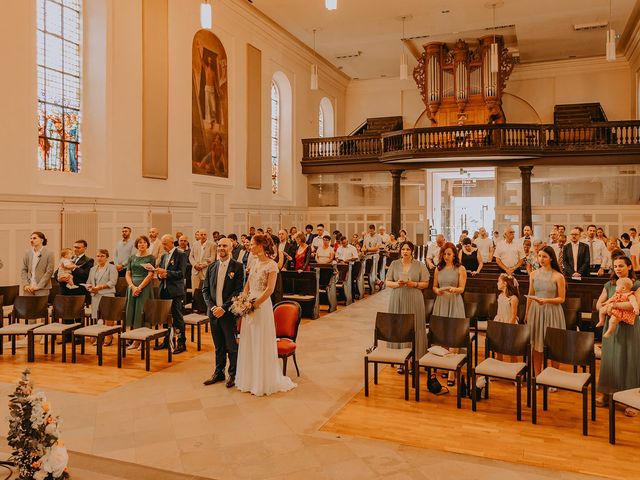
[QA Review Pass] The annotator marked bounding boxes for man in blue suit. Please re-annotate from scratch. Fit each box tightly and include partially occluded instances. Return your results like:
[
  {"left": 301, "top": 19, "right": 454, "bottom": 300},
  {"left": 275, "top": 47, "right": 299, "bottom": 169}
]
[{"left": 156, "top": 234, "right": 189, "bottom": 354}]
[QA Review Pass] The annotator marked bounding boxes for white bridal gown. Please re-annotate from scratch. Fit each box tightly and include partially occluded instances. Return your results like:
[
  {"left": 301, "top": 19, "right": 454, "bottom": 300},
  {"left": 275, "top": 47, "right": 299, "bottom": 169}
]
[{"left": 235, "top": 258, "right": 297, "bottom": 396}]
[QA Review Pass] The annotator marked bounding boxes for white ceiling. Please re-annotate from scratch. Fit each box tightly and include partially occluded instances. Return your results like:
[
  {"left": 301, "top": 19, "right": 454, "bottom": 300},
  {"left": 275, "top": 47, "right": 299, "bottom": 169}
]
[{"left": 250, "top": 0, "right": 637, "bottom": 79}]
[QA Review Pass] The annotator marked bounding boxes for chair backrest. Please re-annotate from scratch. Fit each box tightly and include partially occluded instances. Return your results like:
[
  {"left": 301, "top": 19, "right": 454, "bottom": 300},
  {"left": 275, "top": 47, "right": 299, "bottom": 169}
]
[
  {"left": 115, "top": 277, "right": 128, "bottom": 297},
  {"left": 335, "top": 263, "right": 351, "bottom": 283},
  {"left": 428, "top": 315, "right": 470, "bottom": 349},
  {"left": 463, "top": 301, "right": 479, "bottom": 322},
  {"left": 97, "top": 296, "right": 127, "bottom": 323},
  {"left": 486, "top": 320, "right": 530, "bottom": 357},
  {"left": 563, "top": 308, "right": 580, "bottom": 331},
  {"left": 281, "top": 270, "right": 320, "bottom": 296},
  {"left": 544, "top": 327, "right": 594, "bottom": 366},
  {"left": 52, "top": 295, "right": 85, "bottom": 321},
  {"left": 12, "top": 296, "right": 49, "bottom": 320},
  {"left": 424, "top": 297, "right": 435, "bottom": 324},
  {"left": 192, "top": 288, "right": 207, "bottom": 313},
  {"left": 315, "top": 266, "right": 336, "bottom": 288},
  {"left": 563, "top": 296, "right": 582, "bottom": 312},
  {"left": 463, "top": 292, "right": 497, "bottom": 318},
  {"left": 374, "top": 312, "right": 415, "bottom": 345},
  {"left": 273, "top": 301, "right": 302, "bottom": 341},
  {"left": 0, "top": 285, "right": 20, "bottom": 307},
  {"left": 351, "top": 260, "right": 362, "bottom": 278},
  {"left": 141, "top": 299, "right": 173, "bottom": 328},
  {"left": 48, "top": 278, "right": 60, "bottom": 305}
]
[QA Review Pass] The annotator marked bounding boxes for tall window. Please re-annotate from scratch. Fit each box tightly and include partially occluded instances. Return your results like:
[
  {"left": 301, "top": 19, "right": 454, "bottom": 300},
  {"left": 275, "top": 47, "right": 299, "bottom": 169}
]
[
  {"left": 270, "top": 81, "right": 280, "bottom": 194},
  {"left": 37, "top": 0, "right": 82, "bottom": 173},
  {"left": 318, "top": 106, "right": 325, "bottom": 138}
]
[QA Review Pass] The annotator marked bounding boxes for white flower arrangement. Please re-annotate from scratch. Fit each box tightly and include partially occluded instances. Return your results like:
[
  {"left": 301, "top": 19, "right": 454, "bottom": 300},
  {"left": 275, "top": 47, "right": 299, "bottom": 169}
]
[
  {"left": 8, "top": 370, "right": 70, "bottom": 480},
  {"left": 230, "top": 291, "right": 254, "bottom": 317}
]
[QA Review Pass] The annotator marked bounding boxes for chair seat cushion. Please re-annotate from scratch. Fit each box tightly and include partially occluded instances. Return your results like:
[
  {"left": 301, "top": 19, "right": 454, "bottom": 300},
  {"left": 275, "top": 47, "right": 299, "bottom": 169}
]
[
  {"left": 476, "top": 320, "right": 488, "bottom": 332},
  {"left": 419, "top": 352, "right": 467, "bottom": 370},
  {"left": 283, "top": 294, "right": 315, "bottom": 301},
  {"left": 366, "top": 347, "right": 412, "bottom": 363},
  {"left": 34, "top": 323, "right": 81, "bottom": 335},
  {"left": 121, "top": 327, "right": 168, "bottom": 341},
  {"left": 535, "top": 367, "right": 591, "bottom": 392},
  {"left": 0, "top": 323, "right": 41, "bottom": 334},
  {"left": 184, "top": 313, "right": 208, "bottom": 325},
  {"left": 475, "top": 358, "right": 527, "bottom": 380},
  {"left": 612, "top": 388, "right": 640, "bottom": 410},
  {"left": 277, "top": 339, "right": 296, "bottom": 355},
  {"left": 74, "top": 325, "right": 121, "bottom": 337}
]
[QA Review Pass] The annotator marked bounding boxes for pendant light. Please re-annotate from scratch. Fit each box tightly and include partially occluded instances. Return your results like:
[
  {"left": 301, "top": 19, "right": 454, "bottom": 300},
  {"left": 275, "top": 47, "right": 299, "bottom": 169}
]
[
  {"left": 311, "top": 29, "right": 319, "bottom": 90},
  {"left": 490, "top": 4, "right": 499, "bottom": 73},
  {"left": 200, "top": 0, "right": 212, "bottom": 29},
  {"left": 606, "top": 0, "right": 616, "bottom": 61},
  {"left": 325, "top": 0, "right": 337, "bottom": 10},
  {"left": 399, "top": 16, "right": 409, "bottom": 80}
]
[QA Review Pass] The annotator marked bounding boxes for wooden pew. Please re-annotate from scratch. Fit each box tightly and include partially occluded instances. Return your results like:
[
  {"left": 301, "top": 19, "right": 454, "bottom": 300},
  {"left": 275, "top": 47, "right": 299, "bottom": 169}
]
[
  {"left": 335, "top": 263, "right": 353, "bottom": 305},
  {"left": 351, "top": 260, "right": 365, "bottom": 300},
  {"left": 310, "top": 264, "right": 338, "bottom": 313},
  {"left": 281, "top": 269, "right": 320, "bottom": 319}
]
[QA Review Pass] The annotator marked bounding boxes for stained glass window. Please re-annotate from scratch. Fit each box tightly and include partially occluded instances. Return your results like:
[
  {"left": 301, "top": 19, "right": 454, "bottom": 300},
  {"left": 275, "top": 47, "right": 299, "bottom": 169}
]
[
  {"left": 37, "top": 0, "right": 82, "bottom": 173},
  {"left": 271, "top": 81, "right": 280, "bottom": 195}
]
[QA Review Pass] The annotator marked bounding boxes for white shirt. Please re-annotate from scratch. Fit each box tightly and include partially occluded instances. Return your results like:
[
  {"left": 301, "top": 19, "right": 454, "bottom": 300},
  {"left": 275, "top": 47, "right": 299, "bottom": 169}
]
[
  {"left": 216, "top": 259, "right": 229, "bottom": 306},
  {"left": 362, "top": 234, "right": 382, "bottom": 256},
  {"left": 312, "top": 233, "right": 325, "bottom": 250},
  {"left": 30, "top": 248, "right": 40, "bottom": 287},
  {"left": 474, "top": 237, "right": 493, "bottom": 262},
  {"left": 336, "top": 244, "right": 358, "bottom": 262},
  {"left": 426, "top": 243, "right": 442, "bottom": 264},
  {"left": 581, "top": 238, "right": 606, "bottom": 265},
  {"left": 630, "top": 243, "right": 640, "bottom": 270},
  {"left": 494, "top": 240, "right": 525, "bottom": 269},
  {"left": 379, "top": 233, "right": 390, "bottom": 245},
  {"left": 163, "top": 247, "right": 176, "bottom": 268},
  {"left": 519, "top": 236, "right": 536, "bottom": 246},
  {"left": 571, "top": 241, "right": 580, "bottom": 270}
]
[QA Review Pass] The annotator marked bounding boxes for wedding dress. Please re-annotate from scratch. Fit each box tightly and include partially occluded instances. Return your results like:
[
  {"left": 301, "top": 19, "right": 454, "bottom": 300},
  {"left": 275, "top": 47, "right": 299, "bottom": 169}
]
[{"left": 235, "top": 258, "right": 297, "bottom": 396}]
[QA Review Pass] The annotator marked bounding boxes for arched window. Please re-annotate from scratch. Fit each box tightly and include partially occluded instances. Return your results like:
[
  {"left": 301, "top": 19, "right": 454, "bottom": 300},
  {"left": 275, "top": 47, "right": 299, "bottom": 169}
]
[
  {"left": 319, "top": 97, "right": 335, "bottom": 137},
  {"left": 319, "top": 107, "right": 325, "bottom": 138},
  {"left": 270, "top": 81, "right": 280, "bottom": 195},
  {"left": 37, "top": 0, "right": 83, "bottom": 173}
]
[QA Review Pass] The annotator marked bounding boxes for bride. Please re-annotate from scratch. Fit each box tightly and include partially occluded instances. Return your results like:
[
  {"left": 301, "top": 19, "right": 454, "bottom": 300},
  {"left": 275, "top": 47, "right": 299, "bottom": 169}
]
[{"left": 235, "top": 234, "right": 297, "bottom": 396}]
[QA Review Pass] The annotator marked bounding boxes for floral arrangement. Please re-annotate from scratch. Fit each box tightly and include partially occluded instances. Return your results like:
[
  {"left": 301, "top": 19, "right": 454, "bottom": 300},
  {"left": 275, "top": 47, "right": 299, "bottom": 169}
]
[
  {"left": 7, "top": 370, "right": 70, "bottom": 480},
  {"left": 230, "top": 292, "right": 254, "bottom": 317}
]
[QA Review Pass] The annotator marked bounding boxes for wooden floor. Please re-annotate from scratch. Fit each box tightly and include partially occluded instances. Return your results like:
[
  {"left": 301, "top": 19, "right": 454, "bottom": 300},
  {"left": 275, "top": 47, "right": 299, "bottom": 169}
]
[{"left": 322, "top": 365, "right": 640, "bottom": 480}]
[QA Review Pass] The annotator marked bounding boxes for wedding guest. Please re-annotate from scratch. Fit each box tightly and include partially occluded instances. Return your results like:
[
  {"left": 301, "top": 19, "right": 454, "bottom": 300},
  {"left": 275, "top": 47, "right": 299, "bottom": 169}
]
[
  {"left": 212, "top": 231, "right": 221, "bottom": 243},
  {"left": 596, "top": 227, "right": 607, "bottom": 242},
  {"left": 562, "top": 228, "right": 590, "bottom": 278},
  {"left": 304, "top": 224, "right": 315, "bottom": 245},
  {"left": 190, "top": 229, "right": 215, "bottom": 289},
  {"left": 584, "top": 224, "right": 606, "bottom": 274},
  {"left": 475, "top": 227, "right": 494, "bottom": 263},
  {"left": 385, "top": 241, "right": 430, "bottom": 371},
  {"left": 363, "top": 224, "right": 383, "bottom": 287},
  {"left": 288, "top": 226, "right": 298, "bottom": 241},
  {"left": 228, "top": 233, "right": 242, "bottom": 260},
  {"left": 378, "top": 226, "right": 390, "bottom": 246},
  {"left": 20, "top": 231, "right": 54, "bottom": 297},
  {"left": 114, "top": 226, "right": 135, "bottom": 278},
  {"left": 426, "top": 234, "right": 445, "bottom": 270},
  {"left": 459, "top": 237, "right": 482, "bottom": 275},
  {"left": 598, "top": 239, "right": 621, "bottom": 276},
  {"left": 294, "top": 232, "right": 312, "bottom": 272},
  {"left": 351, "top": 233, "right": 361, "bottom": 247},
  {"left": 331, "top": 230, "right": 342, "bottom": 249},
  {"left": 525, "top": 246, "right": 566, "bottom": 376},
  {"left": 525, "top": 240, "right": 543, "bottom": 273},
  {"left": 269, "top": 235, "right": 285, "bottom": 271},
  {"left": 619, "top": 233, "right": 633, "bottom": 257},
  {"left": 494, "top": 227, "right": 525, "bottom": 275},
  {"left": 312, "top": 224, "right": 326, "bottom": 251},
  {"left": 86, "top": 249, "right": 118, "bottom": 345},
  {"left": 555, "top": 234, "right": 567, "bottom": 273},
  {"left": 237, "top": 235, "right": 254, "bottom": 273},
  {"left": 398, "top": 229, "right": 408, "bottom": 244},
  {"left": 248, "top": 226, "right": 256, "bottom": 239},
  {"left": 336, "top": 236, "right": 358, "bottom": 262},
  {"left": 557, "top": 225, "right": 566, "bottom": 235},
  {"left": 58, "top": 240, "right": 93, "bottom": 297},
  {"left": 630, "top": 236, "right": 640, "bottom": 272},
  {"left": 432, "top": 242, "right": 467, "bottom": 386},
  {"left": 629, "top": 227, "right": 638, "bottom": 244},
  {"left": 596, "top": 255, "right": 640, "bottom": 416},
  {"left": 277, "top": 229, "right": 294, "bottom": 269},
  {"left": 315, "top": 235, "right": 335, "bottom": 264},
  {"left": 385, "top": 234, "right": 400, "bottom": 255},
  {"left": 179, "top": 235, "right": 192, "bottom": 289},
  {"left": 174, "top": 231, "right": 184, "bottom": 248},
  {"left": 148, "top": 227, "right": 163, "bottom": 264},
  {"left": 520, "top": 225, "right": 535, "bottom": 245},
  {"left": 548, "top": 229, "right": 559, "bottom": 246},
  {"left": 125, "top": 236, "right": 155, "bottom": 348}
]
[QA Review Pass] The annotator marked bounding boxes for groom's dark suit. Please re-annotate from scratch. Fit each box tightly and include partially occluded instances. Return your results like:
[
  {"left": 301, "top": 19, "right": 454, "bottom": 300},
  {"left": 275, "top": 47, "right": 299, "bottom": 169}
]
[
  {"left": 159, "top": 248, "right": 188, "bottom": 350},
  {"left": 202, "top": 257, "right": 244, "bottom": 378}
]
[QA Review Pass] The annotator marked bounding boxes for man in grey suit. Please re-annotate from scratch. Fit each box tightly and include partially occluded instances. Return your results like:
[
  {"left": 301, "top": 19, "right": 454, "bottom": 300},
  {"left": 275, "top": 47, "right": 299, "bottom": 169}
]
[{"left": 21, "top": 231, "right": 55, "bottom": 297}]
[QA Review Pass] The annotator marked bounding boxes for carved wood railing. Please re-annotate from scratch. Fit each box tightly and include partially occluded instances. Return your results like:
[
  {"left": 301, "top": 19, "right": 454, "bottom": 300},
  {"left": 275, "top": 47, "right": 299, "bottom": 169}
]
[{"left": 301, "top": 121, "right": 640, "bottom": 164}]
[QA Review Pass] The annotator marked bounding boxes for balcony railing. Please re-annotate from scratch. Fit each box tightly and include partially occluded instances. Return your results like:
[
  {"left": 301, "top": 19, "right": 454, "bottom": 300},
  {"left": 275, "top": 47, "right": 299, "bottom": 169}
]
[{"left": 301, "top": 121, "right": 640, "bottom": 164}]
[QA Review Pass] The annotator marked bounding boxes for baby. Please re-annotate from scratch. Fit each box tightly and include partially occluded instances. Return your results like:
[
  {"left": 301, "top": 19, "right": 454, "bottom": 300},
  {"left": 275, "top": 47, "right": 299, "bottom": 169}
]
[
  {"left": 596, "top": 277, "right": 639, "bottom": 338},
  {"left": 57, "top": 248, "right": 78, "bottom": 289}
]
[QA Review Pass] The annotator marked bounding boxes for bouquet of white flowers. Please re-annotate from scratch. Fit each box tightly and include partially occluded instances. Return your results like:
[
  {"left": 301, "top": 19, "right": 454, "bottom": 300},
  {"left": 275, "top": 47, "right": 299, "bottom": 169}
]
[
  {"left": 8, "top": 370, "right": 70, "bottom": 480},
  {"left": 230, "top": 292, "right": 254, "bottom": 317}
]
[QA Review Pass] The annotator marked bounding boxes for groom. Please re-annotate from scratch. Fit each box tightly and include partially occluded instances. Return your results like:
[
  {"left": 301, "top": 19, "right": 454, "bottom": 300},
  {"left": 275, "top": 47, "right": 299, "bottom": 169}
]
[{"left": 201, "top": 238, "right": 244, "bottom": 388}]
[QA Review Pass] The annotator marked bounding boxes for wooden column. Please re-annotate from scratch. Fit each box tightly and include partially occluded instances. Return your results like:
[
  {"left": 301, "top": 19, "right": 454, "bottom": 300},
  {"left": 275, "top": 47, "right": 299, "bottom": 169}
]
[
  {"left": 391, "top": 170, "right": 404, "bottom": 236},
  {"left": 519, "top": 166, "right": 533, "bottom": 230}
]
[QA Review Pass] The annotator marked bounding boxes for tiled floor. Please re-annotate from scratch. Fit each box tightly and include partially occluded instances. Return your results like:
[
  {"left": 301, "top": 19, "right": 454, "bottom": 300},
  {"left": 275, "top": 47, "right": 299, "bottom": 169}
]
[{"left": 0, "top": 292, "right": 605, "bottom": 479}]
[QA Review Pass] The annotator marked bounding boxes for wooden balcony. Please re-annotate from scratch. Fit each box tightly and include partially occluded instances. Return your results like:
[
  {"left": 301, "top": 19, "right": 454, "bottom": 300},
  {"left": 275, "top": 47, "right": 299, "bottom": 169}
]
[{"left": 301, "top": 121, "right": 640, "bottom": 173}]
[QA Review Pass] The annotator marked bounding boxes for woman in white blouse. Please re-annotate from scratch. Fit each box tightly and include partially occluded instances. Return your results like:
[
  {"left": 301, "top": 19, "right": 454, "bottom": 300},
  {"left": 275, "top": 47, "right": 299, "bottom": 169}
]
[{"left": 315, "top": 235, "right": 335, "bottom": 264}]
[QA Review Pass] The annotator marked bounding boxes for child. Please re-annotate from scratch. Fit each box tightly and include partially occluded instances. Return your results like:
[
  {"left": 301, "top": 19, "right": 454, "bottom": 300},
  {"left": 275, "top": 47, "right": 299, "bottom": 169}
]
[
  {"left": 494, "top": 273, "right": 519, "bottom": 361},
  {"left": 57, "top": 248, "right": 78, "bottom": 289},
  {"left": 597, "top": 277, "right": 639, "bottom": 338}
]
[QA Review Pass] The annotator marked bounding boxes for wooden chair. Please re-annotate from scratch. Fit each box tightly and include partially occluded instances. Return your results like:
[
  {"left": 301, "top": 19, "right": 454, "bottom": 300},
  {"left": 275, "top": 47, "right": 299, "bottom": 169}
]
[
  {"left": 72, "top": 296, "right": 126, "bottom": 366},
  {"left": 30, "top": 295, "right": 85, "bottom": 363},
  {"left": 0, "top": 296, "right": 49, "bottom": 359},
  {"left": 115, "top": 277, "right": 128, "bottom": 297},
  {"left": 281, "top": 269, "right": 320, "bottom": 319},
  {"left": 532, "top": 328, "right": 596, "bottom": 435},
  {"left": 364, "top": 312, "right": 415, "bottom": 401},
  {"left": 183, "top": 288, "right": 209, "bottom": 351},
  {"left": 416, "top": 315, "right": 471, "bottom": 407},
  {"left": 472, "top": 321, "right": 531, "bottom": 420},
  {"left": 609, "top": 388, "right": 640, "bottom": 444},
  {"left": 464, "top": 292, "right": 498, "bottom": 365},
  {"left": 118, "top": 299, "right": 173, "bottom": 371},
  {"left": 335, "top": 263, "right": 353, "bottom": 305},
  {"left": 0, "top": 285, "right": 20, "bottom": 325},
  {"left": 274, "top": 301, "right": 302, "bottom": 376}
]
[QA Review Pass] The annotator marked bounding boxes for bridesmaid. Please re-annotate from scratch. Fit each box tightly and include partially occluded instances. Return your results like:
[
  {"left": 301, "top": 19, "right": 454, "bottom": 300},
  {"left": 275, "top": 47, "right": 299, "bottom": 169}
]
[
  {"left": 524, "top": 246, "right": 566, "bottom": 377},
  {"left": 432, "top": 242, "right": 467, "bottom": 386},
  {"left": 125, "top": 236, "right": 155, "bottom": 348},
  {"left": 86, "top": 249, "right": 118, "bottom": 345},
  {"left": 294, "top": 232, "right": 312, "bottom": 272},
  {"left": 596, "top": 256, "right": 640, "bottom": 416},
  {"left": 385, "top": 241, "right": 430, "bottom": 373}
]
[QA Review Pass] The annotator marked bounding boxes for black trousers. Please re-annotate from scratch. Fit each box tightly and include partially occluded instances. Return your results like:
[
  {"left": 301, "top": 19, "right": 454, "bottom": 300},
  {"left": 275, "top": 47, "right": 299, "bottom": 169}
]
[
  {"left": 210, "top": 313, "right": 238, "bottom": 377},
  {"left": 160, "top": 290, "right": 186, "bottom": 344}
]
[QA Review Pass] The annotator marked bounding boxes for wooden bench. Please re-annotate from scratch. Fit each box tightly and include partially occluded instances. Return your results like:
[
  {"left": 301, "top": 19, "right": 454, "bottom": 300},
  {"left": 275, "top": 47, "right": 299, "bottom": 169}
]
[
  {"left": 335, "top": 263, "right": 353, "bottom": 305},
  {"left": 351, "top": 260, "right": 365, "bottom": 300},
  {"left": 310, "top": 264, "right": 338, "bottom": 313},
  {"left": 281, "top": 269, "right": 320, "bottom": 319}
]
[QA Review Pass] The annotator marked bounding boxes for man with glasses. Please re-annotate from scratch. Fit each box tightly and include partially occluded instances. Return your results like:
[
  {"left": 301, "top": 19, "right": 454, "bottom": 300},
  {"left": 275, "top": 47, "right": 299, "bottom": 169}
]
[{"left": 562, "top": 228, "right": 590, "bottom": 278}]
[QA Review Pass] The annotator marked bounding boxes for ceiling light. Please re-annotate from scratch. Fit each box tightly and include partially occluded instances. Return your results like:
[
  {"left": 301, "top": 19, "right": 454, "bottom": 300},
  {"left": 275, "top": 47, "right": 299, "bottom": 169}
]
[
  {"left": 606, "top": 0, "right": 616, "bottom": 61},
  {"left": 200, "top": 1, "right": 212, "bottom": 29},
  {"left": 325, "top": 0, "right": 337, "bottom": 10},
  {"left": 399, "top": 16, "right": 410, "bottom": 80}
]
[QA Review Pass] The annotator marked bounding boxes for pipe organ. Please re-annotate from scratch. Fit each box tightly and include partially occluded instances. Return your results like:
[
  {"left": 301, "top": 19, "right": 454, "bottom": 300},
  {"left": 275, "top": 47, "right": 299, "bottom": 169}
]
[{"left": 414, "top": 36, "right": 515, "bottom": 127}]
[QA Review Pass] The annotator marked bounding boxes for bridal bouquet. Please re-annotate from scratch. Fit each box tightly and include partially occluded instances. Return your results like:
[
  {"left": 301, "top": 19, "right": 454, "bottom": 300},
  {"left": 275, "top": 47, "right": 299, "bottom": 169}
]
[
  {"left": 8, "top": 370, "right": 70, "bottom": 480},
  {"left": 230, "top": 292, "right": 254, "bottom": 317}
]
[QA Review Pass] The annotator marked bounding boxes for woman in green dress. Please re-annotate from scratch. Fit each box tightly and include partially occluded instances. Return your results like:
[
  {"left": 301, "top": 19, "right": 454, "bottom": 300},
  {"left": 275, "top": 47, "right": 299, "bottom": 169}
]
[
  {"left": 125, "top": 235, "right": 156, "bottom": 348},
  {"left": 596, "top": 255, "right": 640, "bottom": 416},
  {"left": 386, "top": 241, "right": 430, "bottom": 372}
]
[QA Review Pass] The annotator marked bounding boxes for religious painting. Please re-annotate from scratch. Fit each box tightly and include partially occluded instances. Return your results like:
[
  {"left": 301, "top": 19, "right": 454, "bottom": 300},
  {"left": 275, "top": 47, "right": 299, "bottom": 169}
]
[{"left": 192, "top": 29, "right": 228, "bottom": 177}]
